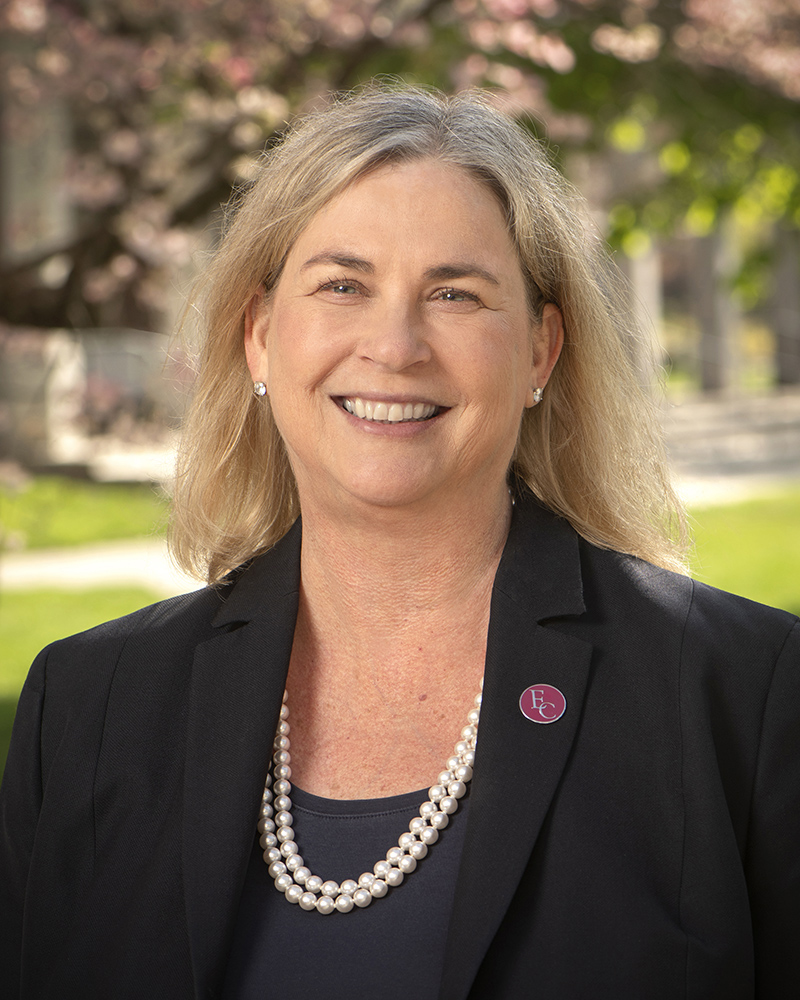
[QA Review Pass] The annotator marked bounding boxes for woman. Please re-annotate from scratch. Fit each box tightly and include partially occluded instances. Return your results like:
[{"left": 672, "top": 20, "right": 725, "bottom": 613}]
[{"left": 1, "top": 85, "right": 798, "bottom": 999}]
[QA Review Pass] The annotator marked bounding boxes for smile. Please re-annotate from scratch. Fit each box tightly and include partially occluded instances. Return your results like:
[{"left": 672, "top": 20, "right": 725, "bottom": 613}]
[{"left": 340, "top": 397, "right": 441, "bottom": 423}]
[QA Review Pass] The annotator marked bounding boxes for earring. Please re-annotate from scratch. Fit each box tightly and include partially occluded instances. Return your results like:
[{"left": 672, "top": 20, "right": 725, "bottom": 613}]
[
  {"left": 531, "top": 387, "right": 543, "bottom": 405},
  {"left": 253, "top": 381, "right": 267, "bottom": 397}
]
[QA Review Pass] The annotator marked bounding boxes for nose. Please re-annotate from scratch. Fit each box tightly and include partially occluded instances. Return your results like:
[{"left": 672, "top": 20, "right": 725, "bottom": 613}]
[{"left": 356, "top": 303, "right": 432, "bottom": 371}]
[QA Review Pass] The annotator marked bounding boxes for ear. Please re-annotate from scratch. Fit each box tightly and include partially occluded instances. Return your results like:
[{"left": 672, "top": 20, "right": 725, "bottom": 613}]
[
  {"left": 244, "top": 287, "right": 271, "bottom": 383},
  {"left": 525, "top": 303, "right": 564, "bottom": 408}
]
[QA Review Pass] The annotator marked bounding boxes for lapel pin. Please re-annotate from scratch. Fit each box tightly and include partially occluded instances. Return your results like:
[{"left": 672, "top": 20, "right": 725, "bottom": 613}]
[{"left": 519, "top": 684, "right": 566, "bottom": 724}]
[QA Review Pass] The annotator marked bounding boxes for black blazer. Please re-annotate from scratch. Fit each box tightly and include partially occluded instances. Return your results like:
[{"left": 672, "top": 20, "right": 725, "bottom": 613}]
[{"left": 2, "top": 495, "right": 799, "bottom": 999}]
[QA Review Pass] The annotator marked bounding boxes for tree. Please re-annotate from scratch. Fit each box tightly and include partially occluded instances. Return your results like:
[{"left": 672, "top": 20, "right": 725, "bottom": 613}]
[{"left": 1, "top": 0, "right": 798, "bottom": 333}]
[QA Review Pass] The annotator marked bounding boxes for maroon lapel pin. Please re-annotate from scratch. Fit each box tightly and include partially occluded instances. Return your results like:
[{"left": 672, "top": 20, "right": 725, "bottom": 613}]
[{"left": 519, "top": 684, "right": 567, "bottom": 724}]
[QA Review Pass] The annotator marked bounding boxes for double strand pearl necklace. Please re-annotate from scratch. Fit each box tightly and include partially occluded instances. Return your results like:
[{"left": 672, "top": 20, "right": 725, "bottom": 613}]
[{"left": 257, "top": 684, "right": 481, "bottom": 914}]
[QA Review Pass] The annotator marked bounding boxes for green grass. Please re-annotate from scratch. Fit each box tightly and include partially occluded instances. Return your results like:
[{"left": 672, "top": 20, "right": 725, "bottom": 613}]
[
  {"left": 0, "top": 587, "right": 161, "bottom": 777},
  {"left": 689, "top": 486, "right": 800, "bottom": 616},
  {"left": 0, "top": 477, "right": 169, "bottom": 551}
]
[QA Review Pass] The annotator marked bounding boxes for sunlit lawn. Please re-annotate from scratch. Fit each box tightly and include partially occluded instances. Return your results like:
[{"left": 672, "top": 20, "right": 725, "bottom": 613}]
[
  {"left": 1, "top": 476, "right": 169, "bottom": 550},
  {"left": 1, "top": 484, "right": 798, "bottom": 776}
]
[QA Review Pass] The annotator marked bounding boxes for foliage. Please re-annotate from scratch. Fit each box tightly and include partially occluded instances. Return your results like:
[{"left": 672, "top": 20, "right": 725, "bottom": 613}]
[
  {"left": 0, "top": 476, "right": 169, "bottom": 550},
  {"left": 1, "top": 0, "right": 799, "bottom": 332},
  {"left": 0, "top": 586, "right": 162, "bottom": 776}
]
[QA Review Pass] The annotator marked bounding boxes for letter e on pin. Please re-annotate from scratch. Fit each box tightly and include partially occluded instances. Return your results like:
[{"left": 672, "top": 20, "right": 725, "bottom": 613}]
[{"left": 519, "top": 684, "right": 566, "bottom": 724}]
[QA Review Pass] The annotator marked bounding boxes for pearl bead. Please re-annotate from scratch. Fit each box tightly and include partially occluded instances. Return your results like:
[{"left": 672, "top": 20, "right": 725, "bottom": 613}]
[
  {"left": 446, "top": 756, "right": 460, "bottom": 771},
  {"left": 268, "top": 861, "right": 287, "bottom": 878},
  {"left": 474, "top": 691, "right": 482, "bottom": 706},
  {"left": 274, "top": 750, "right": 291, "bottom": 765},
  {"left": 461, "top": 725, "right": 476, "bottom": 740},
  {"left": 274, "top": 795, "right": 291, "bottom": 811},
  {"left": 274, "top": 780, "right": 291, "bottom": 797},
  {"left": 274, "top": 873, "right": 293, "bottom": 892},
  {"left": 279, "top": 704, "right": 289, "bottom": 719},
  {"left": 358, "top": 872, "right": 375, "bottom": 888},
  {"left": 386, "top": 847, "right": 404, "bottom": 865},
  {"left": 285, "top": 884, "right": 304, "bottom": 904},
  {"left": 428, "top": 784, "right": 446, "bottom": 803},
  {"left": 467, "top": 709, "right": 480, "bottom": 725},
  {"left": 258, "top": 808, "right": 274, "bottom": 825},
  {"left": 420, "top": 801, "right": 437, "bottom": 818},
  {"left": 275, "top": 810, "right": 293, "bottom": 827},
  {"left": 265, "top": 847, "right": 282, "bottom": 864},
  {"left": 455, "top": 740, "right": 470, "bottom": 755},
  {"left": 455, "top": 765, "right": 473, "bottom": 782},
  {"left": 353, "top": 889, "right": 372, "bottom": 908},
  {"left": 286, "top": 854, "right": 304, "bottom": 871},
  {"left": 275, "top": 764, "right": 292, "bottom": 780},
  {"left": 321, "top": 880, "right": 340, "bottom": 898},
  {"left": 294, "top": 866, "right": 311, "bottom": 884},
  {"left": 277, "top": 720, "right": 289, "bottom": 736},
  {"left": 448, "top": 780, "right": 467, "bottom": 799},
  {"left": 305, "top": 875, "right": 323, "bottom": 893},
  {"left": 299, "top": 892, "right": 317, "bottom": 910},
  {"left": 261, "top": 833, "right": 277, "bottom": 848},
  {"left": 409, "top": 841, "right": 428, "bottom": 860},
  {"left": 438, "top": 771, "right": 454, "bottom": 786},
  {"left": 340, "top": 879, "right": 358, "bottom": 896},
  {"left": 409, "top": 816, "right": 427, "bottom": 834},
  {"left": 398, "top": 855, "right": 417, "bottom": 874},
  {"left": 274, "top": 735, "right": 289, "bottom": 750},
  {"left": 440, "top": 796, "right": 458, "bottom": 814},
  {"left": 386, "top": 868, "right": 404, "bottom": 887},
  {"left": 265, "top": 773, "right": 273, "bottom": 787},
  {"left": 369, "top": 879, "right": 388, "bottom": 897},
  {"left": 373, "top": 860, "right": 391, "bottom": 878},
  {"left": 430, "top": 811, "right": 449, "bottom": 830},
  {"left": 262, "top": 786, "right": 273, "bottom": 801},
  {"left": 276, "top": 827, "right": 294, "bottom": 843},
  {"left": 335, "top": 894, "right": 354, "bottom": 912},
  {"left": 398, "top": 833, "right": 416, "bottom": 849},
  {"left": 419, "top": 826, "right": 439, "bottom": 845},
  {"left": 279, "top": 840, "right": 298, "bottom": 857},
  {"left": 462, "top": 749, "right": 476, "bottom": 766},
  {"left": 315, "top": 896, "right": 335, "bottom": 914}
]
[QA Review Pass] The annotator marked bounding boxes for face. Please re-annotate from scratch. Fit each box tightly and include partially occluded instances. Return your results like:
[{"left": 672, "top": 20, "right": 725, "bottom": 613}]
[{"left": 245, "top": 159, "right": 562, "bottom": 515}]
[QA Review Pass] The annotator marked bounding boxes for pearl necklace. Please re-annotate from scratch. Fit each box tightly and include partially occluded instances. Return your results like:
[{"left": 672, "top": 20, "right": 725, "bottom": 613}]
[{"left": 257, "top": 685, "right": 481, "bottom": 914}]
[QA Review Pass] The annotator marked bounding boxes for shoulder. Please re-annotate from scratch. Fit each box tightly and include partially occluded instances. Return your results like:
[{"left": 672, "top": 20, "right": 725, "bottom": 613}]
[{"left": 581, "top": 541, "right": 798, "bottom": 653}]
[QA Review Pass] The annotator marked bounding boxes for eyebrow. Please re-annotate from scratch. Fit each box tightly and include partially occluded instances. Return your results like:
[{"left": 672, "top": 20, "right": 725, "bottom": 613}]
[
  {"left": 300, "top": 252, "right": 375, "bottom": 274},
  {"left": 300, "top": 252, "right": 500, "bottom": 286}
]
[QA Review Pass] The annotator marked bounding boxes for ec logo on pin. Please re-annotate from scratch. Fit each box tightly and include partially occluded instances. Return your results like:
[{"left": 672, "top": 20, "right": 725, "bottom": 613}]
[{"left": 519, "top": 684, "right": 566, "bottom": 724}]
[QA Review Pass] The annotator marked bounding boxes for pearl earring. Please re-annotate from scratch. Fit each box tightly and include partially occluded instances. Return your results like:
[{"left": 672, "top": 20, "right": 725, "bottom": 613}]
[
  {"left": 531, "top": 387, "right": 543, "bottom": 405},
  {"left": 253, "top": 381, "right": 267, "bottom": 397}
]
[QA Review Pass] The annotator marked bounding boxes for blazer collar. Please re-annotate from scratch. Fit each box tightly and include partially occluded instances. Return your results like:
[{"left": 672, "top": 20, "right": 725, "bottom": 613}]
[
  {"left": 439, "top": 493, "right": 593, "bottom": 1000},
  {"left": 182, "top": 521, "right": 302, "bottom": 995}
]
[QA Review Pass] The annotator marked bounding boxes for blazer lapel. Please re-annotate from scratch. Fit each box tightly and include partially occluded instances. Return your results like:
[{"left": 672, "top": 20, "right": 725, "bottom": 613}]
[
  {"left": 439, "top": 497, "right": 593, "bottom": 1000},
  {"left": 182, "top": 524, "right": 301, "bottom": 996}
]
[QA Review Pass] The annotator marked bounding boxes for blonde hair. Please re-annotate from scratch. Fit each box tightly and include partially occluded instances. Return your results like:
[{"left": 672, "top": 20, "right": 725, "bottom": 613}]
[{"left": 171, "top": 83, "right": 687, "bottom": 582}]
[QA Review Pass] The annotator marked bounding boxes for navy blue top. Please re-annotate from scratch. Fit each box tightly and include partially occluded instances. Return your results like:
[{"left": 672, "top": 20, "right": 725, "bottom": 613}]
[{"left": 222, "top": 783, "right": 470, "bottom": 998}]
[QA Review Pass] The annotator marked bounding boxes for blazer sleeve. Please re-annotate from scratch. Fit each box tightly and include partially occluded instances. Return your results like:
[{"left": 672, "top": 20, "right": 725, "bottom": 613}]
[
  {"left": 0, "top": 649, "right": 47, "bottom": 996},
  {"left": 745, "top": 619, "right": 800, "bottom": 996}
]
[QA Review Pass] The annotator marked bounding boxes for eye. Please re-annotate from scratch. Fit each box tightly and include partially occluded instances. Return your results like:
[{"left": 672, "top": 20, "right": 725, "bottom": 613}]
[
  {"left": 432, "top": 287, "right": 481, "bottom": 305},
  {"left": 317, "top": 276, "right": 362, "bottom": 296}
]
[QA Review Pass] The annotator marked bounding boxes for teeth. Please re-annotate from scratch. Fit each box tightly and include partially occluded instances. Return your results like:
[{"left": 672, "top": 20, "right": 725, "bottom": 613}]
[{"left": 341, "top": 397, "right": 439, "bottom": 423}]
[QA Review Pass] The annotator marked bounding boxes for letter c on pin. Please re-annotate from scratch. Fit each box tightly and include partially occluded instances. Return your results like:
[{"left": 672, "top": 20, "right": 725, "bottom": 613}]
[{"left": 519, "top": 684, "right": 566, "bottom": 724}]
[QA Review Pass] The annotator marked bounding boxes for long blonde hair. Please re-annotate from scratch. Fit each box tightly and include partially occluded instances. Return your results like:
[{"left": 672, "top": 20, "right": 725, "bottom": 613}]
[{"left": 171, "top": 84, "right": 687, "bottom": 582}]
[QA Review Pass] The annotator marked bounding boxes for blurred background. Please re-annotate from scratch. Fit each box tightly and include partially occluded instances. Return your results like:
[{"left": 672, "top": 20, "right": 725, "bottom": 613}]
[{"left": 1, "top": 0, "right": 799, "bottom": 768}]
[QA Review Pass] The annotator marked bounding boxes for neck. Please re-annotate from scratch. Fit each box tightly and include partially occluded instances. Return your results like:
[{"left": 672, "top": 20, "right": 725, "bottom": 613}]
[{"left": 296, "top": 481, "right": 512, "bottom": 641}]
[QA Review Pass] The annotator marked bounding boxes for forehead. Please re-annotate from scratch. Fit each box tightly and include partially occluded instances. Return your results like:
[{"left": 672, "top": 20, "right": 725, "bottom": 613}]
[{"left": 286, "top": 159, "right": 518, "bottom": 267}]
